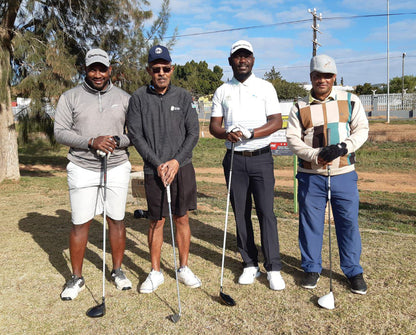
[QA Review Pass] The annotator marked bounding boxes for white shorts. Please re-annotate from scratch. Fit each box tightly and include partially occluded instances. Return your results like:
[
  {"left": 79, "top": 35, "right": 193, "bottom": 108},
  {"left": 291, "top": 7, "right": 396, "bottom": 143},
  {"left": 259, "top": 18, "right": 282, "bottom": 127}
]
[{"left": 67, "top": 161, "right": 131, "bottom": 225}]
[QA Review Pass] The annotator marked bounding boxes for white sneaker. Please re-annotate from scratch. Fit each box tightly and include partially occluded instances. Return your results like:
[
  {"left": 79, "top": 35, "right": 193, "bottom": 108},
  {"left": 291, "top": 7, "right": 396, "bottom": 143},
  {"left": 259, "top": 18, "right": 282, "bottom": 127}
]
[
  {"left": 177, "top": 266, "right": 202, "bottom": 288},
  {"left": 61, "top": 275, "right": 85, "bottom": 301},
  {"left": 111, "top": 268, "right": 132, "bottom": 290},
  {"left": 267, "top": 271, "right": 285, "bottom": 291},
  {"left": 238, "top": 266, "right": 261, "bottom": 285},
  {"left": 140, "top": 270, "right": 164, "bottom": 294}
]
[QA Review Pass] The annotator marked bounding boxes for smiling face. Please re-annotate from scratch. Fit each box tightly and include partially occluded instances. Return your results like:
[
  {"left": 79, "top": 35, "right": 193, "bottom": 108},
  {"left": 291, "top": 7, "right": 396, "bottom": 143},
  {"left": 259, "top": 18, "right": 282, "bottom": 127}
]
[
  {"left": 228, "top": 49, "right": 255, "bottom": 83},
  {"left": 146, "top": 60, "right": 174, "bottom": 94},
  {"left": 310, "top": 71, "right": 336, "bottom": 101},
  {"left": 85, "top": 63, "right": 111, "bottom": 91}
]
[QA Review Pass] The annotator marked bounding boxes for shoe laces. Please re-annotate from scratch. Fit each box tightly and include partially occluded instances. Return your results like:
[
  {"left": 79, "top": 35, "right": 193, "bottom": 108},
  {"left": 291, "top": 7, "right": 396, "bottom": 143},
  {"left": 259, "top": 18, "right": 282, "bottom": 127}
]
[
  {"left": 112, "top": 268, "right": 126, "bottom": 280},
  {"left": 66, "top": 275, "right": 82, "bottom": 288}
]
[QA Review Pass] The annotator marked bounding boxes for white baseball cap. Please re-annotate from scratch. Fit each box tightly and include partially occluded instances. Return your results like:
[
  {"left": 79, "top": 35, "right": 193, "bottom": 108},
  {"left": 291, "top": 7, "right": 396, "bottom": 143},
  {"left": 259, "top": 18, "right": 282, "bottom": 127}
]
[
  {"left": 85, "top": 48, "right": 110, "bottom": 67},
  {"left": 230, "top": 40, "right": 254, "bottom": 56},
  {"left": 310, "top": 54, "right": 337, "bottom": 74}
]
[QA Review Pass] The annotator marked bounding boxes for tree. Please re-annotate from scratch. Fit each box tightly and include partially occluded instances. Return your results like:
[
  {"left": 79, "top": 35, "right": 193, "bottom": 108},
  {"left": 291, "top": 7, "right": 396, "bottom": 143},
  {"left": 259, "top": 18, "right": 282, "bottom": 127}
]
[
  {"left": 172, "top": 60, "right": 223, "bottom": 98},
  {"left": 355, "top": 83, "right": 376, "bottom": 95},
  {"left": 389, "top": 75, "right": 416, "bottom": 94},
  {"left": 264, "top": 66, "right": 307, "bottom": 100},
  {"left": 0, "top": 0, "right": 174, "bottom": 183}
]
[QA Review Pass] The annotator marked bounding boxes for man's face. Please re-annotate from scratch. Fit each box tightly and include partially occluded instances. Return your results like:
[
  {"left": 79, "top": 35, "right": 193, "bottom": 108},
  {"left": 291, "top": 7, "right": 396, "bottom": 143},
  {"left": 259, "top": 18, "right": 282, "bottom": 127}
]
[
  {"left": 147, "top": 60, "right": 174, "bottom": 94},
  {"left": 228, "top": 49, "right": 255, "bottom": 80},
  {"left": 310, "top": 71, "right": 336, "bottom": 100},
  {"left": 85, "top": 63, "right": 111, "bottom": 91}
]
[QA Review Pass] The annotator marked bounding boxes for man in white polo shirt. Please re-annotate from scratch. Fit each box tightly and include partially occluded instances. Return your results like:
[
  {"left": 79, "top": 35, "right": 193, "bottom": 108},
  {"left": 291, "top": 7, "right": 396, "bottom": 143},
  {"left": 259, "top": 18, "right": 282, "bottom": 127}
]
[{"left": 209, "top": 40, "right": 285, "bottom": 291}]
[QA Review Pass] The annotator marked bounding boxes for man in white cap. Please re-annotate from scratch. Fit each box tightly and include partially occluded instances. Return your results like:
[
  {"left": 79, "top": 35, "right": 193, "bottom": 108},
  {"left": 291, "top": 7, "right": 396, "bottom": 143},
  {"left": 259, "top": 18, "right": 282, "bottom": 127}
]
[
  {"left": 55, "top": 48, "right": 132, "bottom": 300},
  {"left": 286, "top": 54, "right": 369, "bottom": 294},
  {"left": 210, "top": 40, "right": 286, "bottom": 291}
]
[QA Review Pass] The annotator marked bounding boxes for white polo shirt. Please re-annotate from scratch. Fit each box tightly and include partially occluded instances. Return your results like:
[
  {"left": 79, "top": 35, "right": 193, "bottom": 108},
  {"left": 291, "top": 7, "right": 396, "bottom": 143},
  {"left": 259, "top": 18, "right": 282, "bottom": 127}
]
[{"left": 211, "top": 74, "right": 281, "bottom": 151}]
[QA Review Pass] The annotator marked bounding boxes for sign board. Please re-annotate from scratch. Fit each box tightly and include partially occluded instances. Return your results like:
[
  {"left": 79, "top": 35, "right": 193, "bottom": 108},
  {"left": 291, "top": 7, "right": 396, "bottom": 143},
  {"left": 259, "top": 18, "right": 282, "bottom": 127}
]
[{"left": 271, "top": 102, "right": 293, "bottom": 156}]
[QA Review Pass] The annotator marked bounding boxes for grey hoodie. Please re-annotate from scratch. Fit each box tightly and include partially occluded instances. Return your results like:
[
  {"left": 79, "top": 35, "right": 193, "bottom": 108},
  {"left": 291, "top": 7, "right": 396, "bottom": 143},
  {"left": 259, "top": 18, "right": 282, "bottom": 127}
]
[{"left": 54, "top": 81, "right": 131, "bottom": 171}]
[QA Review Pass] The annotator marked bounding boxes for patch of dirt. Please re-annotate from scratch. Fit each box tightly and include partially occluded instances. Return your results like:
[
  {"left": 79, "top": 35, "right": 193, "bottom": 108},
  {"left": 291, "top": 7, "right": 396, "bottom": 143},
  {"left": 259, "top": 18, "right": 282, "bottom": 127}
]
[
  {"left": 368, "top": 122, "right": 416, "bottom": 142},
  {"left": 195, "top": 168, "right": 416, "bottom": 193}
]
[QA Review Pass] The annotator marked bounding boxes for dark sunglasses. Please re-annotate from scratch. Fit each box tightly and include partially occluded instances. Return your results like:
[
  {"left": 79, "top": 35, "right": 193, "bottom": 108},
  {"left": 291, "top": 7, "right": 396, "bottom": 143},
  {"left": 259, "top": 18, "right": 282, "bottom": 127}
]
[{"left": 151, "top": 66, "right": 172, "bottom": 74}]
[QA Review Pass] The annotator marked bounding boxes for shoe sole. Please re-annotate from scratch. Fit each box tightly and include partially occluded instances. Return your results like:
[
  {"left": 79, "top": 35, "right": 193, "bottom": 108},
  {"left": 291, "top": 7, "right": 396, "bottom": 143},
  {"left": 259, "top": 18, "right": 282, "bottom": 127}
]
[
  {"left": 60, "top": 284, "right": 85, "bottom": 301},
  {"left": 140, "top": 280, "right": 164, "bottom": 294},
  {"left": 180, "top": 281, "right": 201, "bottom": 288},
  {"left": 351, "top": 288, "right": 367, "bottom": 295}
]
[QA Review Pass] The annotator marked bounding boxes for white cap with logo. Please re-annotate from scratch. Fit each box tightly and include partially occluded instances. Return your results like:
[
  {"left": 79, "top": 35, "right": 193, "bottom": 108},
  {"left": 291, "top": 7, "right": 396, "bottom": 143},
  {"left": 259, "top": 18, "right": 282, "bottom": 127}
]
[
  {"left": 310, "top": 54, "right": 337, "bottom": 74},
  {"left": 85, "top": 48, "right": 110, "bottom": 67},
  {"left": 230, "top": 40, "right": 254, "bottom": 56}
]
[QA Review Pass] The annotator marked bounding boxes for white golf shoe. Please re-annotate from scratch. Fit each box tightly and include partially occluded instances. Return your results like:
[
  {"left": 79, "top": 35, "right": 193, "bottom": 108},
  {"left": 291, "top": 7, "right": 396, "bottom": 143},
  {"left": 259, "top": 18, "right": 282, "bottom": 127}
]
[
  {"left": 238, "top": 266, "right": 261, "bottom": 285},
  {"left": 60, "top": 275, "right": 85, "bottom": 301},
  {"left": 140, "top": 270, "right": 164, "bottom": 293},
  {"left": 177, "top": 266, "right": 202, "bottom": 288},
  {"left": 267, "top": 271, "right": 285, "bottom": 291},
  {"left": 111, "top": 268, "right": 132, "bottom": 290}
]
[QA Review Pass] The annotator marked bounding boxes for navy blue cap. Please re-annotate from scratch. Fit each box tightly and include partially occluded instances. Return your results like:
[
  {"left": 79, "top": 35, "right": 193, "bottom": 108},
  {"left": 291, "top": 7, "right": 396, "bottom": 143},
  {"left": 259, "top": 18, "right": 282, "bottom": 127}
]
[{"left": 148, "top": 45, "right": 172, "bottom": 63}]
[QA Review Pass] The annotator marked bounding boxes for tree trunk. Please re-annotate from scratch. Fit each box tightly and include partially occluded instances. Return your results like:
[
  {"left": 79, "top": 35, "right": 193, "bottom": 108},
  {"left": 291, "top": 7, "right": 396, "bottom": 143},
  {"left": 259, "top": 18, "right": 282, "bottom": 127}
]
[{"left": 0, "top": 2, "right": 21, "bottom": 183}]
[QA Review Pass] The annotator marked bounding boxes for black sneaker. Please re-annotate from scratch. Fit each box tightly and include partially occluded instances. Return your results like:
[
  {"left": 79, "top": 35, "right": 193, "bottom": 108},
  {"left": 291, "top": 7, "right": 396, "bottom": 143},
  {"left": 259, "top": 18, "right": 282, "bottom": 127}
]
[
  {"left": 349, "top": 273, "right": 367, "bottom": 295},
  {"left": 301, "top": 272, "right": 320, "bottom": 289}
]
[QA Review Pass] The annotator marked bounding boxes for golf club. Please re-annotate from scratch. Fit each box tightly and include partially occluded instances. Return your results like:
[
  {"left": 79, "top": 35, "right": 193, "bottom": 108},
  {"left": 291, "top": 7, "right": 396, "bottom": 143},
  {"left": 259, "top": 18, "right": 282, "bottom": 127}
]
[
  {"left": 318, "top": 128, "right": 335, "bottom": 310},
  {"left": 166, "top": 184, "right": 181, "bottom": 323},
  {"left": 219, "top": 142, "right": 236, "bottom": 307},
  {"left": 86, "top": 153, "right": 108, "bottom": 318}
]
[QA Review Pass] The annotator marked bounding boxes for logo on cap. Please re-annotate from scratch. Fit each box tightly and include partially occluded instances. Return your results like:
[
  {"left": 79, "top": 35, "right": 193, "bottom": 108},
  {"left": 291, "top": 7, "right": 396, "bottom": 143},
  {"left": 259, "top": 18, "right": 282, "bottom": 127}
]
[{"left": 155, "top": 47, "right": 163, "bottom": 55}]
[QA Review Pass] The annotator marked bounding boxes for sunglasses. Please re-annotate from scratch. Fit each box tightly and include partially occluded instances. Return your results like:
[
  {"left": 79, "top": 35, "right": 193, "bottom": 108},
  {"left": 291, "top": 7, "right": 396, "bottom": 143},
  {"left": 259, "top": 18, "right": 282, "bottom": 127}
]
[{"left": 151, "top": 66, "right": 172, "bottom": 74}]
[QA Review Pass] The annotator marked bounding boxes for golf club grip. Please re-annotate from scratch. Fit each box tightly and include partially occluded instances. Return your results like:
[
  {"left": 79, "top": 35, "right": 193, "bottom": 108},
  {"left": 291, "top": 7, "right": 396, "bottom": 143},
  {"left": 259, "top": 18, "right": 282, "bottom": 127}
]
[{"left": 166, "top": 184, "right": 171, "bottom": 203}]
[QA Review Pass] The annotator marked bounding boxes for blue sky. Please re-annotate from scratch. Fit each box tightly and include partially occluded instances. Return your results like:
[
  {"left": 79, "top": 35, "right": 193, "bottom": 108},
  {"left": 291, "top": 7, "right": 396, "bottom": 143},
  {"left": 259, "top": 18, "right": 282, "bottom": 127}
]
[{"left": 148, "top": 0, "right": 416, "bottom": 86}]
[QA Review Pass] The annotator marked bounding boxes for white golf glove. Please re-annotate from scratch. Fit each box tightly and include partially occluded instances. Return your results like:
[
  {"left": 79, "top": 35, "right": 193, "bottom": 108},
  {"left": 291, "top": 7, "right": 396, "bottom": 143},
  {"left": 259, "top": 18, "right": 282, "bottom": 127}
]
[
  {"left": 226, "top": 124, "right": 240, "bottom": 133},
  {"left": 237, "top": 124, "right": 252, "bottom": 139}
]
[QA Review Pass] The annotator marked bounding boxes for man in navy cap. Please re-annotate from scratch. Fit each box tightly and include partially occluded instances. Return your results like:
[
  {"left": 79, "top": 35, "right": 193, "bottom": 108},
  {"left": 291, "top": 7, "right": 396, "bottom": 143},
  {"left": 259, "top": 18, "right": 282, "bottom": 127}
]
[{"left": 127, "top": 45, "right": 201, "bottom": 293}]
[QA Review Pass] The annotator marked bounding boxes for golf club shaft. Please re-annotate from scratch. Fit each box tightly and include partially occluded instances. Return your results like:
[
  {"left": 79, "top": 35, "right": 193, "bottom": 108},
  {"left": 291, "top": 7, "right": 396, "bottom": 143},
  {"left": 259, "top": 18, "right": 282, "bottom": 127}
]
[
  {"left": 220, "top": 142, "right": 235, "bottom": 290},
  {"left": 166, "top": 185, "right": 181, "bottom": 316},
  {"left": 102, "top": 154, "right": 107, "bottom": 301},
  {"left": 327, "top": 128, "right": 333, "bottom": 292}
]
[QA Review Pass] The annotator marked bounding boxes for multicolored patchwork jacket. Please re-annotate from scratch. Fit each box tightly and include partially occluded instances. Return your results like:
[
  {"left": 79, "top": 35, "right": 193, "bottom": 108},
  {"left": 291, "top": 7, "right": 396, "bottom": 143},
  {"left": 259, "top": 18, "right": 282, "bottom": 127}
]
[{"left": 286, "top": 89, "right": 369, "bottom": 176}]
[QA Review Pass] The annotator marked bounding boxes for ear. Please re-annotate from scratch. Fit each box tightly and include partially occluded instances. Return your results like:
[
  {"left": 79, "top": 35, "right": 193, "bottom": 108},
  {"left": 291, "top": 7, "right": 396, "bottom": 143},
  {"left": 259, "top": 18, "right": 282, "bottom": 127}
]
[
  {"left": 108, "top": 66, "right": 112, "bottom": 75},
  {"left": 146, "top": 66, "right": 152, "bottom": 75},
  {"left": 228, "top": 57, "right": 232, "bottom": 66}
]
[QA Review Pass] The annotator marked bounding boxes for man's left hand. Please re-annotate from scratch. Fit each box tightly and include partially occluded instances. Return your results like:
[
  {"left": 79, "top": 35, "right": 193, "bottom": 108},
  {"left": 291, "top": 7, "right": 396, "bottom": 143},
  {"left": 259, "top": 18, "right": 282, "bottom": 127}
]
[
  {"left": 158, "top": 159, "right": 179, "bottom": 186},
  {"left": 319, "top": 142, "right": 348, "bottom": 162}
]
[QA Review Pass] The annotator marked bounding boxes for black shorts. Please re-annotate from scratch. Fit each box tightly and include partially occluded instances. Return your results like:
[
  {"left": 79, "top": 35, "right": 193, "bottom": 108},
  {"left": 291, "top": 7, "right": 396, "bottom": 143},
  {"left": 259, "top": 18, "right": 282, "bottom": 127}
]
[{"left": 144, "top": 163, "right": 197, "bottom": 221}]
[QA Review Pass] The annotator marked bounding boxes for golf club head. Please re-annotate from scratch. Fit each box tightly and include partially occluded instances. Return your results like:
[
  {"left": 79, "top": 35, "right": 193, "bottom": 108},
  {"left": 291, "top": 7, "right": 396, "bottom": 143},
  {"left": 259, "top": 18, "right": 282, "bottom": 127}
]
[
  {"left": 220, "top": 291, "right": 236, "bottom": 306},
  {"left": 170, "top": 313, "right": 181, "bottom": 323},
  {"left": 318, "top": 291, "right": 335, "bottom": 310},
  {"left": 86, "top": 302, "right": 106, "bottom": 318}
]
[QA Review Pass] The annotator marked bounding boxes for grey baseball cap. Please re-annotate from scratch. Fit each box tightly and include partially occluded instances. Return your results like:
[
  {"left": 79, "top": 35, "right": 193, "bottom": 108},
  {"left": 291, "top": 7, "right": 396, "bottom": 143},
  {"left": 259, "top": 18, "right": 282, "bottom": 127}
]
[
  {"left": 310, "top": 54, "right": 337, "bottom": 74},
  {"left": 85, "top": 48, "right": 110, "bottom": 67}
]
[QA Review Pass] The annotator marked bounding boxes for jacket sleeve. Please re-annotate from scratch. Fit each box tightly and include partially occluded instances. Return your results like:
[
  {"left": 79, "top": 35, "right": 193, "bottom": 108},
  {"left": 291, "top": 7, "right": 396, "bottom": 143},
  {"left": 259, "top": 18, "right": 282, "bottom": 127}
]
[
  {"left": 286, "top": 103, "right": 320, "bottom": 163},
  {"left": 54, "top": 94, "right": 90, "bottom": 149},
  {"left": 126, "top": 93, "right": 163, "bottom": 168},
  {"left": 344, "top": 95, "right": 369, "bottom": 154},
  {"left": 173, "top": 93, "right": 199, "bottom": 164}
]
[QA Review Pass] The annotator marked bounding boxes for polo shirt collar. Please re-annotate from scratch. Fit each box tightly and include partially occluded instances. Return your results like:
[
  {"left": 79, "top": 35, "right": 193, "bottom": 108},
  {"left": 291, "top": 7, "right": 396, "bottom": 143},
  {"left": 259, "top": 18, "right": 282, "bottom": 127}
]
[
  {"left": 231, "top": 73, "right": 256, "bottom": 85},
  {"left": 309, "top": 88, "right": 337, "bottom": 103}
]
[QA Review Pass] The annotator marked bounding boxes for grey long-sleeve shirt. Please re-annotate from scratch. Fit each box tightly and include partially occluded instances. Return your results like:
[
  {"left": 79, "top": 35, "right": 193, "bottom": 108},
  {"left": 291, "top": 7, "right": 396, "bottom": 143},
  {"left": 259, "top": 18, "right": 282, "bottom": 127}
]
[
  {"left": 54, "top": 81, "right": 131, "bottom": 171},
  {"left": 126, "top": 84, "right": 199, "bottom": 175}
]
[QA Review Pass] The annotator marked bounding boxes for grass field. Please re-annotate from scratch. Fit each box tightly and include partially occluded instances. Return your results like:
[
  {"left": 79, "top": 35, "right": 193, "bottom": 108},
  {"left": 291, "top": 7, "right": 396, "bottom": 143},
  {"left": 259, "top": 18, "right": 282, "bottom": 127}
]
[{"left": 0, "top": 121, "right": 415, "bottom": 334}]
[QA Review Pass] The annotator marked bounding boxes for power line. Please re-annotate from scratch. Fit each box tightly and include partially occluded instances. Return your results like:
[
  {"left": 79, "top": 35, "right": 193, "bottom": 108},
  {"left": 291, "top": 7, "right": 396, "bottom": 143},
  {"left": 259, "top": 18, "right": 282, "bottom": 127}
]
[{"left": 167, "top": 12, "right": 416, "bottom": 39}]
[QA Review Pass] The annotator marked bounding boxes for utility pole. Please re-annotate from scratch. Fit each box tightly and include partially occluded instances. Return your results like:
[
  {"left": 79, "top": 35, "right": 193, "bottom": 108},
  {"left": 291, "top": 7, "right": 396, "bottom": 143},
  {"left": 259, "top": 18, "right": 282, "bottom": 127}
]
[
  {"left": 309, "top": 8, "right": 322, "bottom": 56},
  {"left": 402, "top": 52, "right": 406, "bottom": 109}
]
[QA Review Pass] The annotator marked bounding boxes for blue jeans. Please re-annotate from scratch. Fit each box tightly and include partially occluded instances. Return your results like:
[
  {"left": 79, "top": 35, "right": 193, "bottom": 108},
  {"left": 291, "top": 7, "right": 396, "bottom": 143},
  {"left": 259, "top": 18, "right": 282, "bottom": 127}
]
[{"left": 297, "top": 171, "right": 363, "bottom": 278}]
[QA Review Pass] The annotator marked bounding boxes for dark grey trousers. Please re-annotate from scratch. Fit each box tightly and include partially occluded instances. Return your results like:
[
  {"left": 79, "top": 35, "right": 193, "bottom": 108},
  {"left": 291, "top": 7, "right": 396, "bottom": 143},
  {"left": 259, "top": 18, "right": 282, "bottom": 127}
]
[{"left": 223, "top": 149, "right": 282, "bottom": 272}]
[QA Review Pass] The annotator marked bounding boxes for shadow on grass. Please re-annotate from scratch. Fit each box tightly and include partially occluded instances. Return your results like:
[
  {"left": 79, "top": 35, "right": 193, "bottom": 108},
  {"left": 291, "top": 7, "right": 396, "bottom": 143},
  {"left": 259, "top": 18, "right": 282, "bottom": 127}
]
[{"left": 18, "top": 210, "right": 149, "bottom": 288}]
